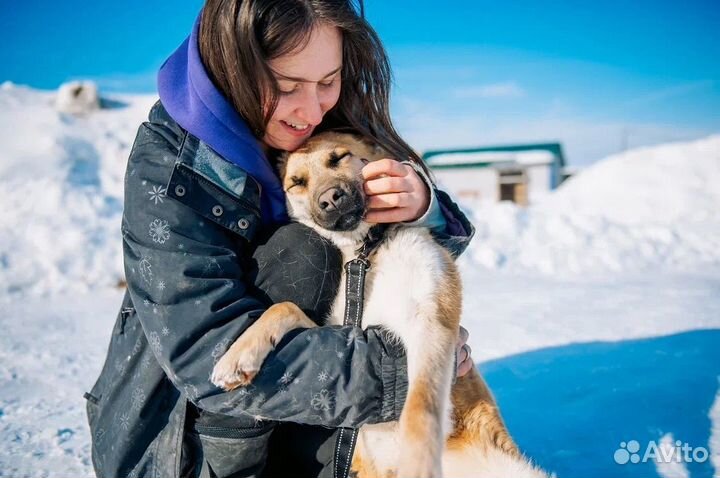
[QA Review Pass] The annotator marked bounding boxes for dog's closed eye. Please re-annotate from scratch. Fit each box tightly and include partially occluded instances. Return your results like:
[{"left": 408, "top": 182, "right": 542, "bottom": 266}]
[
  {"left": 327, "top": 149, "right": 351, "bottom": 169},
  {"left": 288, "top": 176, "right": 307, "bottom": 189}
]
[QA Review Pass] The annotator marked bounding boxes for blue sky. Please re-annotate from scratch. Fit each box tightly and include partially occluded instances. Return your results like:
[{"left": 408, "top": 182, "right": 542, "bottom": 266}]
[{"left": 1, "top": 0, "right": 718, "bottom": 164}]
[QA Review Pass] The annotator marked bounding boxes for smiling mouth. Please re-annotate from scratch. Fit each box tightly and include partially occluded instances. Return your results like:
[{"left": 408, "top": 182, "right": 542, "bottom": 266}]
[
  {"left": 282, "top": 120, "right": 309, "bottom": 130},
  {"left": 281, "top": 120, "right": 313, "bottom": 136}
]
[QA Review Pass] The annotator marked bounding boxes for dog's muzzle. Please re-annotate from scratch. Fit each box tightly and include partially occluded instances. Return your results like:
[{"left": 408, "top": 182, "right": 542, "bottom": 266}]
[{"left": 313, "top": 183, "right": 365, "bottom": 231}]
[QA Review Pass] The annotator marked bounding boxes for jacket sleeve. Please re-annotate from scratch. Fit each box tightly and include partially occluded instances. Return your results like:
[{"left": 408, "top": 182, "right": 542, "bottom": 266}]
[
  {"left": 432, "top": 187, "right": 475, "bottom": 257},
  {"left": 401, "top": 160, "right": 476, "bottom": 258},
  {"left": 122, "top": 116, "right": 407, "bottom": 429}
]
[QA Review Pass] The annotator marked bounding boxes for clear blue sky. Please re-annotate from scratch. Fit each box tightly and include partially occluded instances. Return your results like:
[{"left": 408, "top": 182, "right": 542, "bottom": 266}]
[{"left": 1, "top": 0, "right": 718, "bottom": 163}]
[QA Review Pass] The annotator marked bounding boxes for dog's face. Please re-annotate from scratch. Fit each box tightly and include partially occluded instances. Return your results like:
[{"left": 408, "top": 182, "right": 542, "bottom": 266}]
[{"left": 277, "top": 132, "right": 387, "bottom": 238}]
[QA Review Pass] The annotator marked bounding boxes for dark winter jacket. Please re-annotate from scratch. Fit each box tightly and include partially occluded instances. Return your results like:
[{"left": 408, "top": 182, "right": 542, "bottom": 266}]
[{"left": 85, "top": 101, "right": 475, "bottom": 478}]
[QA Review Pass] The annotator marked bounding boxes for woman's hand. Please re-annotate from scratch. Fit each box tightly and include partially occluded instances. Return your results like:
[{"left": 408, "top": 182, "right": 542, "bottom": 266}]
[
  {"left": 362, "top": 159, "right": 430, "bottom": 223},
  {"left": 456, "top": 325, "right": 474, "bottom": 377}
]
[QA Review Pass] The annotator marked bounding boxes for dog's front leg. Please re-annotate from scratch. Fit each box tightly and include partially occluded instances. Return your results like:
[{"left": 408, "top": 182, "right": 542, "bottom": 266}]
[
  {"left": 211, "top": 302, "right": 316, "bottom": 391},
  {"left": 395, "top": 317, "right": 458, "bottom": 478}
]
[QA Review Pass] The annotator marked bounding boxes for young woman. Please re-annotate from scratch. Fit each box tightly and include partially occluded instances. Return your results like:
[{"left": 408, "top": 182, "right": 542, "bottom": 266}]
[{"left": 86, "top": 1, "right": 475, "bottom": 477}]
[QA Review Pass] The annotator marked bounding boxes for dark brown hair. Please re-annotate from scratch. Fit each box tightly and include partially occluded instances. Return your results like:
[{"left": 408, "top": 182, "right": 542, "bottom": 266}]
[{"left": 198, "top": 0, "right": 428, "bottom": 174}]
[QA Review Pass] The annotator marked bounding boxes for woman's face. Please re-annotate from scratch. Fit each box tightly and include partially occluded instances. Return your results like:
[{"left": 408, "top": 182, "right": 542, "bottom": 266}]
[{"left": 262, "top": 24, "right": 343, "bottom": 152}]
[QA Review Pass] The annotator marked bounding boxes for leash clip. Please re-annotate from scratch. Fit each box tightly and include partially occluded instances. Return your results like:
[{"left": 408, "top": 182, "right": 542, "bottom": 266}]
[{"left": 352, "top": 252, "right": 371, "bottom": 269}]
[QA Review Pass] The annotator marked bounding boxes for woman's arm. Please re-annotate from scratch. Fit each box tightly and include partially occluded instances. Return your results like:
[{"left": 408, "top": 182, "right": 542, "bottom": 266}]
[{"left": 123, "top": 113, "right": 407, "bottom": 428}]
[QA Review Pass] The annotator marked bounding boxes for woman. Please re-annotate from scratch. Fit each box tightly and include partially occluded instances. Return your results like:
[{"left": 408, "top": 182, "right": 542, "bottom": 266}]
[{"left": 86, "top": 1, "right": 475, "bottom": 477}]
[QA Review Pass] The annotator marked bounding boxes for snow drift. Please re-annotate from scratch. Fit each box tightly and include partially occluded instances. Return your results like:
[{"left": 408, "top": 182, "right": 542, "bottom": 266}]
[
  {"left": 0, "top": 83, "right": 718, "bottom": 299},
  {"left": 463, "top": 135, "right": 720, "bottom": 275},
  {"left": 0, "top": 83, "right": 156, "bottom": 299}
]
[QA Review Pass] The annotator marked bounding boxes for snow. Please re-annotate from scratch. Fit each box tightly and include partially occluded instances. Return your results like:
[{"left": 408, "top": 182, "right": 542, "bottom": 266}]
[
  {"left": 464, "top": 135, "right": 720, "bottom": 275},
  {"left": 711, "top": 385, "right": 720, "bottom": 474},
  {"left": 0, "top": 291, "right": 122, "bottom": 477},
  {"left": 0, "top": 83, "right": 157, "bottom": 299},
  {"left": 655, "top": 434, "right": 690, "bottom": 478},
  {"left": 0, "top": 84, "right": 718, "bottom": 477}
]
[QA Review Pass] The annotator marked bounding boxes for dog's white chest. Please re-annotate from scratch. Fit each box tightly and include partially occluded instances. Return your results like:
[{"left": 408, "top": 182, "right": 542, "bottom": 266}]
[
  {"left": 327, "top": 227, "right": 453, "bottom": 472},
  {"left": 328, "top": 227, "right": 445, "bottom": 333}
]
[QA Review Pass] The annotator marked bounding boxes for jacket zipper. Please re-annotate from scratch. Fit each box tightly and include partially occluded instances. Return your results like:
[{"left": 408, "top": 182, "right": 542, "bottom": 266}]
[{"left": 192, "top": 422, "right": 274, "bottom": 439}]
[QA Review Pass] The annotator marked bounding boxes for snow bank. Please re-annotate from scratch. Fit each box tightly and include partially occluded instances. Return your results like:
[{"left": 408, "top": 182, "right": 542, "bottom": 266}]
[
  {"left": 0, "top": 84, "right": 718, "bottom": 299},
  {"left": 0, "top": 83, "right": 156, "bottom": 299},
  {"left": 464, "top": 135, "right": 720, "bottom": 275}
]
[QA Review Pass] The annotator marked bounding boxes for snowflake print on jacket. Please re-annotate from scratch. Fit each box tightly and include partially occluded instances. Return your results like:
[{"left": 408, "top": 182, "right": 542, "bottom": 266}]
[
  {"left": 147, "top": 331, "right": 163, "bottom": 355},
  {"left": 148, "top": 185, "right": 167, "bottom": 205},
  {"left": 130, "top": 388, "right": 146, "bottom": 412},
  {"left": 311, "top": 389, "right": 335, "bottom": 412},
  {"left": 148, "top": 219, "right": 170, "bottom": 244},
  {"left": 138, "top": 258, "right": 153, "bottom": 285},
  {"left": 280, "top": 372, "right": 294, "bottom": 385}
]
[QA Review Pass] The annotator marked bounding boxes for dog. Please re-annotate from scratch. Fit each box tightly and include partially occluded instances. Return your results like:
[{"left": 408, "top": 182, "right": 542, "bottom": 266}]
[{"left": 211, "top": 132, "right": 549, "bottom": 478}]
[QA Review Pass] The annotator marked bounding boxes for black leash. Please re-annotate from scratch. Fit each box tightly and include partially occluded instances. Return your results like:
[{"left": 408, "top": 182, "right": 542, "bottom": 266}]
[
  {"left": 343, "top": 224, "right": 388, "bottom": 327},
  {"left": 334, "top": 223, "right": 388, "bottom": 478}
]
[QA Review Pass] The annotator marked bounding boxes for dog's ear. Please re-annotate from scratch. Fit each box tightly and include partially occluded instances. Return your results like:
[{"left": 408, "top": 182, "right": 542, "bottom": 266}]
[
  {"left": 340, "top": 133, "right": 390, "bottom": 163},
  {"left": 365, "top": 141, "right": 391, "bottom": 162},
  {"left": 363, "top": 141, "right": 392, "bottom": 163}
]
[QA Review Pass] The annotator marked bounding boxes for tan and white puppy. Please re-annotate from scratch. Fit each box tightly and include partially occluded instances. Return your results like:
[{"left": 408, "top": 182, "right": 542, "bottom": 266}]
[{"left": 212, "top": 132, "right": 549, "bottom": 478}]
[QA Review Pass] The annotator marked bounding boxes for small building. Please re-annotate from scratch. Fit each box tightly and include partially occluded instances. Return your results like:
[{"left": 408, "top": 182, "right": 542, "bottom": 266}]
[{"left": 423, "top": 143, "right": 567, "bottom": 206}]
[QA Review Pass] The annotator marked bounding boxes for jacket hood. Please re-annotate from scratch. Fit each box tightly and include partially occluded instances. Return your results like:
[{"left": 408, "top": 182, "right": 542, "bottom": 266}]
[{"left": 157, "top": 12, "right": 288, "bottom": 224}]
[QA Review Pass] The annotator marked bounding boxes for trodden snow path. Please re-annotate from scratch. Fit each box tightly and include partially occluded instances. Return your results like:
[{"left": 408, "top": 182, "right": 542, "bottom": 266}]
[{"left": 1, "top": 270, "right": 719, "bottom": 477}]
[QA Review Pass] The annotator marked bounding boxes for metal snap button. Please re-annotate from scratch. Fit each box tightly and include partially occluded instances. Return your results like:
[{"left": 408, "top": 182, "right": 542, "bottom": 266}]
[
  {"left": 237, "top": 218, "right": 250, "bottom": 230},
  {"left": 212, "top": 205, "right": 224, "bottom": 217},
  {"left": 174, "top": 185, "right": 186, "bottom": 197}
]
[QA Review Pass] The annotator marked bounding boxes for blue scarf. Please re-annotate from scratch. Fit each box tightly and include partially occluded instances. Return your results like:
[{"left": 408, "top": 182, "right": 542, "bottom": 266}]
[{"left": 157, "top": 12, "right": 289, "bottom": 224}]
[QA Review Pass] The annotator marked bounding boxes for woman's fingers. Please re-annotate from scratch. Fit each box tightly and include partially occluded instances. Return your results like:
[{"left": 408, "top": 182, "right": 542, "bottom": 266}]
[
  {"left": 456, "top": 344, "right": 473, "bottom": 377},
  {"left": 364, "top": 175, "right": 411, "bottom": 196},
  {"left": 456, "top": 343, "right": 470, "bottom": 363},
  {"left": 366, "top": 192, "right": 412, "bottom": 210},
  {"left": 361, "top": 158, "right": 409, "bottom": 180},
  {"left": 455, "top": 326, "right": 473, "bottom": 377},
  {"left": 361, "top": 159, "right": 429, "bottom": 223}
]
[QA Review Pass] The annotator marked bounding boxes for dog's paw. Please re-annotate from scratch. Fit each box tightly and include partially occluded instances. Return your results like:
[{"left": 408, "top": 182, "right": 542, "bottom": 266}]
[
  {"left": 211, "top": 361, "right": 258, "bottom": 391},
  {"left": 211, "top": 341, "right": 271, "bottom": 391}
]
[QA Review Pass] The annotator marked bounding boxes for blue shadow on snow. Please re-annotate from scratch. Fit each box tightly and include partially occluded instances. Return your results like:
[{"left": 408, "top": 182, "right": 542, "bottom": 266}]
[{"left": 479, "top": 329, "right": 720, "bottom": 478}]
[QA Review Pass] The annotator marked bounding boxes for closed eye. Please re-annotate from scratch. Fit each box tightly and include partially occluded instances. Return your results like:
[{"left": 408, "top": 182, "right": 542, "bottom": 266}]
[
  {"left": 288, "top": 176, "right": 307, "bottom": 189},
  {"left": 278, "top": 83, "right": 300, "bottom": 96},
  {"left": 327, "top": 149, "right": 351, "bottom": 169}
]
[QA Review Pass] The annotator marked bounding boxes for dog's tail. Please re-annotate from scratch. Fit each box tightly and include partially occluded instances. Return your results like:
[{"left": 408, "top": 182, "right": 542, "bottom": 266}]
[
  {"left": 450, "top": 368, "right": 520, "bottom": 455},
  {"left": 445, "top": 369, "right": 552, "bottom": 477}
]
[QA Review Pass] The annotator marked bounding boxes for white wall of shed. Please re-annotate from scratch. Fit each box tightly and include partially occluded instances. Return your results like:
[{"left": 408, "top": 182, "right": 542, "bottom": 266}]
[{"left": 433, "top": 168, "right": 499, "bottom": 204}]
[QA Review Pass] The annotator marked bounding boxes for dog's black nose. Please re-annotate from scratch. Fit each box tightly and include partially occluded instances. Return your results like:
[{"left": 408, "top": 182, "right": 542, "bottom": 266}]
[{"left": 318, "top": 187, "right": 346, "bottom": 212}]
